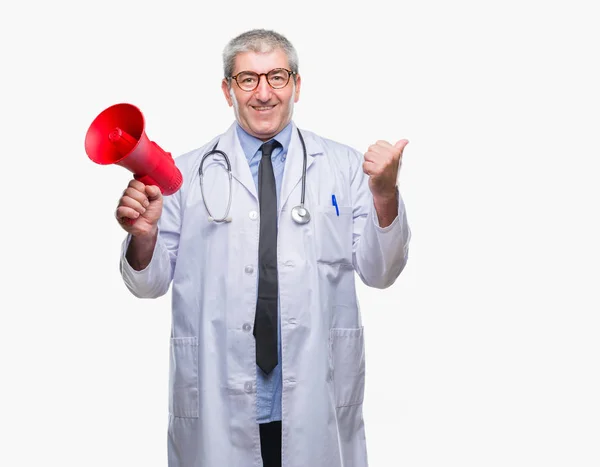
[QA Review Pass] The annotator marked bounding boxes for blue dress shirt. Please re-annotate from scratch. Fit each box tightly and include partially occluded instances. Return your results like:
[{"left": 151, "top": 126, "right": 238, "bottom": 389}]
[{"left": 236, "top": 122, "right": 293, "bottom": 423}]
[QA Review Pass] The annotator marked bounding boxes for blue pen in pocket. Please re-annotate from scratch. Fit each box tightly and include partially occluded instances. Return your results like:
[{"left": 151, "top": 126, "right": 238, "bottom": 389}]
[{"left": 331, "top": 194, "right": 339, "bottom": 216}]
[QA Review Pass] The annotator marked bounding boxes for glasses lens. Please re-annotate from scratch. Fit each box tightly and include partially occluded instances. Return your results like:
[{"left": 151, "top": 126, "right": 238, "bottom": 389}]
[
  {"left": 267, "top": 69, "right": 290, "bottom": 89},
  {"left": 236, "top": 72, "right": 259, "bottom": 91}
]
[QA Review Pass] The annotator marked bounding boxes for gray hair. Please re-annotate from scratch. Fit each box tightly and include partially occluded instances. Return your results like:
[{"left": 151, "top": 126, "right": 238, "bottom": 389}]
[{"left": 222, "top": 29, "right": 299, "bottom": 79}]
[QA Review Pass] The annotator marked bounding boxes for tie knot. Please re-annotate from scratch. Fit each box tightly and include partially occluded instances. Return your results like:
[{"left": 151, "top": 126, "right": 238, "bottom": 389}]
[{"left": 260, "top": 140, "right": 281, "bottom": 158}]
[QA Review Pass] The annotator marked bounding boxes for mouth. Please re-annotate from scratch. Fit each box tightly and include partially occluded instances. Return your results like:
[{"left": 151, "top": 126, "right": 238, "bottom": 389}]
[{"left": 251, "top": 104, "right": 276, "bottom": 112}]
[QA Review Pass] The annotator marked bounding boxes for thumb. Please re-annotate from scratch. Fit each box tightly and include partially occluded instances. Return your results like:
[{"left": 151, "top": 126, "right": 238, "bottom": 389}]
[
  {"left": 145, "top": 185, "right": 163, "bottom": 201},
  {"left": 394, "top": 139, "right": 409, "bottom": 153}
]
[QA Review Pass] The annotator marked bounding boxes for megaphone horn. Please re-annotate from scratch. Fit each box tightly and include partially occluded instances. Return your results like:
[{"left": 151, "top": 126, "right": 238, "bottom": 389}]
[{"left": 84, "top": 103, "right": 183, "bottom": 196}]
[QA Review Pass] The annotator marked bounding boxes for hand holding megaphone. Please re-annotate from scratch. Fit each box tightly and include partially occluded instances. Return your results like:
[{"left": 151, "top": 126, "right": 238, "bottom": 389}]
[{"left": 115, "top": 179, "right": 163, "bottom": 236}]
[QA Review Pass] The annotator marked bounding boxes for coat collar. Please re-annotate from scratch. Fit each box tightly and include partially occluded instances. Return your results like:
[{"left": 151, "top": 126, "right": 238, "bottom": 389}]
[{"left": 216, "top": 121, "right": 322, "bottom": 210}]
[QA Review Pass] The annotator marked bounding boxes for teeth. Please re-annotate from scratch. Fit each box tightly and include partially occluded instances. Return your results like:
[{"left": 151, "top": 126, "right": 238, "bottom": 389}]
[{"left": 254, "top": 106, "right": 273, "bottom": 111}]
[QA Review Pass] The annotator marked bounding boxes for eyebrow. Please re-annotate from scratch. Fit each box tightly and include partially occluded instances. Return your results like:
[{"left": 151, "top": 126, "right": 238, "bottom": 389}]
[{"left": 234, "top": 67, "right": 289, "bottom": 75}]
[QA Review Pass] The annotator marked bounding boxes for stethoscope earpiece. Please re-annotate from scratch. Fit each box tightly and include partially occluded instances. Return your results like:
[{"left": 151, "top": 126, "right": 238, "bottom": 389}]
[{"left": 199, "top": 129, "right": 310, "bottom": 225}]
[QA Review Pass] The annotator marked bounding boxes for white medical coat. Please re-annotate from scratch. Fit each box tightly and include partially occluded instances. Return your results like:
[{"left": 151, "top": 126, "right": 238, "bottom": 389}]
[{"left": 120, "top": 122, "right": 411, "bottom": 466}]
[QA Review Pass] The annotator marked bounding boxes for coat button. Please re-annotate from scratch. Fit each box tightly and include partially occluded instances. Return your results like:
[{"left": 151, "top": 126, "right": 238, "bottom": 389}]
[
  {"left": 288, "top": 318, "right": 297, "bottom": 325},
  {"left": 243, "top": 323, "right": 252, "bottom": 332},
  {"left": 244, "top": 265, "right": 254, "bottom": 274},
  {"left": 249, "top": 210, "right": 258, "bottom": 220},
  {"left": 244, "top": 381, "right": 253, "bottom": 393}
]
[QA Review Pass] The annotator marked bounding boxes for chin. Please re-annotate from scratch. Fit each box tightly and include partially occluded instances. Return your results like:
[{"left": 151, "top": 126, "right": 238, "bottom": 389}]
[{"left": 252, "top": 123, "right": 279, "bottom": 138}]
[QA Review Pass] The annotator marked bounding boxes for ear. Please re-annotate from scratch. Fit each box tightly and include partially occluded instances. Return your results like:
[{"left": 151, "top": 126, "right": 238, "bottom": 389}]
[
  {"left": 293, "top": 74, "right": 301, "bottom": 103},
  {"left": 221, "top": 79, "right": 233, "bottom": 107}
]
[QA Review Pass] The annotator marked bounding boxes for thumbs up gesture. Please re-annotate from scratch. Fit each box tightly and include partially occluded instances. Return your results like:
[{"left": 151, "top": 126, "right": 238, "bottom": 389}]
[{"left": 363, "top": 139, "right": 409, "bottom": 199}]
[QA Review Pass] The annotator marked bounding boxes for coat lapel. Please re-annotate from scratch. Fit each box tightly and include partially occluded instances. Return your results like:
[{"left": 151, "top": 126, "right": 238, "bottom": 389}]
[
  {"left": 279, "top": 124, "right": 321, "bottom": 215},
  {"left": 217, "top": 123, "right": 258, "bottom": 201},
  {"left": 213, "top": 123, "right": 322, "bottom": 209}
]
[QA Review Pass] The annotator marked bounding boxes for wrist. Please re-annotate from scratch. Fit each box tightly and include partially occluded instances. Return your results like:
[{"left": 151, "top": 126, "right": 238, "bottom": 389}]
[
  {"left": 373, "top": 188, "right": 398, "bottom": 204},
  {"left": 127, "top": 228, "right": 158, "bottom": 271},
  {"left": 132, "top": 225, "right": 158, "bottom": 241},
  {"left": 372, "top": 189, "right": 398, "bottom": 228}
]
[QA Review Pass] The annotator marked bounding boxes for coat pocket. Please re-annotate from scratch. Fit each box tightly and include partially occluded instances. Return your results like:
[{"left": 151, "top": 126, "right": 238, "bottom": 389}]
[
  {"left": 329, "top": 327, "right": 365, "bottom": 407},
  {"left": 314, "top": 205, "right": 353, "bottom": 264},
  {"left": 169, "top": 337, "right": 199, "bottom": 418}
]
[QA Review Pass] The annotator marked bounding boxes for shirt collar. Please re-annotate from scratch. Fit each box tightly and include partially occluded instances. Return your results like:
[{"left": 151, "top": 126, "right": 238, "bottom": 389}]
[{"left": 235, "top": 121, "right": 293, "bottom": 163}]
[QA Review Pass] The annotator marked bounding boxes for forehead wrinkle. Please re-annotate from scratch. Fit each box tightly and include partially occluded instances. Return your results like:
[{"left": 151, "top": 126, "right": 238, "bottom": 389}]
[{"left": 233, "top": 50, "right": 289, "bottom": 75}]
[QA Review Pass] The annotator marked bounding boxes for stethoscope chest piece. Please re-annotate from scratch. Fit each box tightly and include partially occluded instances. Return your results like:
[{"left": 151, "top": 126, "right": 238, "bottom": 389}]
[{"left": 291, "top": 205, "right": 311, "bottom": 224}]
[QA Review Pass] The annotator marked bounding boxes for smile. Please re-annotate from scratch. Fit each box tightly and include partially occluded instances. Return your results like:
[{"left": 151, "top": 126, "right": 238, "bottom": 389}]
[{"left": 252, "top": 105, "right": 276, "bottom": 112}]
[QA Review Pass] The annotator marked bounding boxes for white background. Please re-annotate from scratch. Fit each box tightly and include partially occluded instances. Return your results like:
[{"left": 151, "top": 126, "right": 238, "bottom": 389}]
[{"left": 1, "top": 0, "right": 599, "bottom": 465}]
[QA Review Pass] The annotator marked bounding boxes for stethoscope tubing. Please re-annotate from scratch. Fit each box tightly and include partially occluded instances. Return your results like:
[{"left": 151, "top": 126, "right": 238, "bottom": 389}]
[{"left": 198, "top": 129, "right": 309, "bottom": 224}]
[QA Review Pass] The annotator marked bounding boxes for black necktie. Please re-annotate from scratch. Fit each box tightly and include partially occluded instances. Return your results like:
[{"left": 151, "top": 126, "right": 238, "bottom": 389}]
[{"left": 254, "top": 140, "right": 281, "bottom": 374}]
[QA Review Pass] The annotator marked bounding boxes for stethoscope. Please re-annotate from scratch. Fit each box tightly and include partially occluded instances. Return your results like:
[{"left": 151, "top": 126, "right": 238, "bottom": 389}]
[{"left": 198, "top": 128, "right": 311, "bottom": 224}]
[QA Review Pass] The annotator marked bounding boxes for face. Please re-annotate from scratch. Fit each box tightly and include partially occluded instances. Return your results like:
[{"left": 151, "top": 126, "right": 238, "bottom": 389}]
[{"left": 221, "top": 49, "right": 301, "bottom": 141}]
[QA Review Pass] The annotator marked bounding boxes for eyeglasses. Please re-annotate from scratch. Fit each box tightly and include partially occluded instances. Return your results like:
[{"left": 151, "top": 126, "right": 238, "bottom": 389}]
[{"left": 229, "top": 68, "right": 296, "bottom": 92}]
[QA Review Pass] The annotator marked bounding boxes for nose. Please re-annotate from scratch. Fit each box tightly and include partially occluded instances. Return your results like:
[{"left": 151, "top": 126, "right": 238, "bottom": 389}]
[{"left": 254, "top": 75, "right": 272, "bottom": 102}]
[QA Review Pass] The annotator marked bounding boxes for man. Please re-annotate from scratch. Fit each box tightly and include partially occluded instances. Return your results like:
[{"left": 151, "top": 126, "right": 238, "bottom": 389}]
[{"left": 116, "top": 29, "right": 411, "bottom": 467}]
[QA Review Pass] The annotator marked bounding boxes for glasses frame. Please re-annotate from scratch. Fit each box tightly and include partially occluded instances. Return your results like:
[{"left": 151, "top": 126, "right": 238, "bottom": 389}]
[{"left": 228, "top": 68, "right": 296, "bottom": 92}]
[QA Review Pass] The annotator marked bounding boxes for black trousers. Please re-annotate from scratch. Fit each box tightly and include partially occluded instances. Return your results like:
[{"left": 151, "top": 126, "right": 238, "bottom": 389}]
[{"left": 259, "top": 421, "right": 282, "bottom": 467}]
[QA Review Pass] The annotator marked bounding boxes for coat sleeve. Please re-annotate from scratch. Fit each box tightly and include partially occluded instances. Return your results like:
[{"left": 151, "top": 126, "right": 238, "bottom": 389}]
[
  {"left": 119, "top": 186, "right": 182, "bottom": 298},
  {"left": 349, "top": 148, "right": 411, "bottom": 289}
]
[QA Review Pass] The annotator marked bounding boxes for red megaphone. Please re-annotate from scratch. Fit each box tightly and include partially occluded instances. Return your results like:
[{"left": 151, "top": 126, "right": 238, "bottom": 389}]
[{"left": 85, "top": 103, "right": 183, "bottom": 196}]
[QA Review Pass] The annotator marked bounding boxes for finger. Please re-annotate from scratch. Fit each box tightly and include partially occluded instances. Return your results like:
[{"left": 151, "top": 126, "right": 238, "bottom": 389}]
[
  {"left": 394, "top": 139, "right": 409, "bottom": 154},
  {"left": 364, "top": 147, "right": 395, "bottom": 164},
  {"left": 375, "top": 140, "right": 394, "bottom": 149},
  {"left": 127, "top": 179, "right": 147, "bottom": 193},
  {"left": 123, "top": 187, "right": 151, "bottom": 208},
  {"left": 363, "top": 150, "right": 377, "bottom": 163},
  {"left": 367, "top": 143, "right": 388, "bottom": 156},
  {"left": 118, "top": 195, "right": 147, "bottom": 216},
  {"left": 145, "top": 185, "right": 162, "bottom": 201},
  {"left": 363, "top": 160, "right": 370, "bottom": 175},
  {"left": 115, "top": 205, "right": 141, "bottom": 223},
  {"left": 118, "top": 216, "right": 135, "bottom": 227},
  {"left": 362, "top": 160, "right": 379, "bottom": 176}
]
